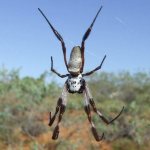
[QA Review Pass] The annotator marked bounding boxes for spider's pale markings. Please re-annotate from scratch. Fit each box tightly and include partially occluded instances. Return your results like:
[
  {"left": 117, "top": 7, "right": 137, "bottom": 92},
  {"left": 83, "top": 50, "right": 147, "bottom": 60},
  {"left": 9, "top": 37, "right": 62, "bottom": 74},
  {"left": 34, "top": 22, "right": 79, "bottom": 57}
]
[
  {"left": 38, "top": 6, "right": 124, "bottom": 142},
  {"left": 67, "top": 74, "right": 83, "bottom": 93}
]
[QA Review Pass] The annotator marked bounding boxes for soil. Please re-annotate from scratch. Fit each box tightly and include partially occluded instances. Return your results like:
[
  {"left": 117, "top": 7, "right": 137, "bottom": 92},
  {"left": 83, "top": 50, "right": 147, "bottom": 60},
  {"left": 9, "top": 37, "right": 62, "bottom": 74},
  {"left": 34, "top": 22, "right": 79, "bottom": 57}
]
[{"left": 1, "top": 110, "right": 113, "bottom": 150}]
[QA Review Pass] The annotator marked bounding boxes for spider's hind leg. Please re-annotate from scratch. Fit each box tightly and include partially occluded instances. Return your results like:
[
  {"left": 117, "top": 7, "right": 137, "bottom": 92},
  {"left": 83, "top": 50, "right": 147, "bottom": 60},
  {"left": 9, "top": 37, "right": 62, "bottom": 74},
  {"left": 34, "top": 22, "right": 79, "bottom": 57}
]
[
  {"left": 52, "top": 103, "right": 66, "bottom": 140},
  {"left": 84, "top": 103, "right": 104, "bottom": 141},
  {"left": 49, "top": 83, "right": 68, "bottom": 140},
  {"left": 85, "top": 83, "right": 124, "bottom": 125},
  {"left": 90, "top": 99, "right": 124, "bottom": 124},
  {"left": 48, "top": 97, "right": 62, "bottom": 126},
  {"left": 83, "top": 87, "right": 104, "bottom": 141}
]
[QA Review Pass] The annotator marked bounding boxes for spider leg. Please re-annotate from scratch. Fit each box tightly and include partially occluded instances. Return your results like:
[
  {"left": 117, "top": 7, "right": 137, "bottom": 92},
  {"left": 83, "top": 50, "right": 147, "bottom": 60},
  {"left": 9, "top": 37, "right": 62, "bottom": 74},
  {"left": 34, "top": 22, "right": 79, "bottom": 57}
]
[
  {"left": 38, "top": 8, "right": 68, "bottom": 71},
  {"left": 90, "top": 99, "right": 124, "bottom": 124},
  {"left": 51, "top": 56, "right": 69, "bottom": 78},
  {"left": 83, "top": 88, "right": 104, "bottom": 141},
  {"left": 48, "top": 97, "right": 63, "bottom": 126},
  {"left": 52, "top": 103, "right": 66, "bottom": 140},
  {"left": 50, "top": 83, "right": 68, "bottom": 140},
  {"left": 85, "top": 83, "right": 124, "bottom": 125},
  {"left": 82, "top": 55, "right": 106, "bottom": 77},
  {"left": 80, "top": 6, "right": 103, "bottom": 73}
]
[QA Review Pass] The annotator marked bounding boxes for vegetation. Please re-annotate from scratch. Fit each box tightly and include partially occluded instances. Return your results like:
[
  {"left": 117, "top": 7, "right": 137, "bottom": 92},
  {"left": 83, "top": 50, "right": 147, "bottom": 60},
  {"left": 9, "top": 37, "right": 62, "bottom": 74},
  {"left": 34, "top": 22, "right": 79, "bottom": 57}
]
[{"left": 0, "top": 67, "right": 149, "bottom": 150}]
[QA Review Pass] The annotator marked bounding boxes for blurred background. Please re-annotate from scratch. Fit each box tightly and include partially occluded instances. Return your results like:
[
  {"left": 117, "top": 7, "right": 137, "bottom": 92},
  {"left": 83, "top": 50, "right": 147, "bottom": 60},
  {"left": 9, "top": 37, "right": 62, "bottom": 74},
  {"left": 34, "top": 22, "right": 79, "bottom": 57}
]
[{"left": 0, "top": 0, "right": 150, "bottom": 149}]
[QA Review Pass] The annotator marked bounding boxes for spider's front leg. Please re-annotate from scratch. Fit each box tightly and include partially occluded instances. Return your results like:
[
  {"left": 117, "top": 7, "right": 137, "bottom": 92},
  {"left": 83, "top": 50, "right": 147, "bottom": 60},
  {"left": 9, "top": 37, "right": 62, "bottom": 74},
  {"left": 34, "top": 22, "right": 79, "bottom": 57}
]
[
  {"left": 51, "top": 56, "right": 69, "bottom": 78},
  {"left": 83, "top": 84, "right": 104, "bottom": 141},
  {"left": 82, "top": 55, "right": 106, "bottom": 77},
  {"left": 85, "top": 84, "right": 124, "bottom": 125},
  {"left": 38, "top": 8, "right": 69, "bottom": 71},
  {"left": 80, "top": 6, "right": 103, "bottom": 73},
  {"left": 49, "top": 83, "right": 68, "bottom": 140}
]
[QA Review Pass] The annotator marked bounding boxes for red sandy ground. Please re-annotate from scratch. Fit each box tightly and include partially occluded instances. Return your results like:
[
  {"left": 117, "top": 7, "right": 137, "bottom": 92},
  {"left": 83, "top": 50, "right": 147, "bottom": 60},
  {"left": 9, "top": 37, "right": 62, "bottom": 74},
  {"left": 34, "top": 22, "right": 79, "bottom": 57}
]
[{"left": 1, "top": 111, "right": 112, "bottom": 150}]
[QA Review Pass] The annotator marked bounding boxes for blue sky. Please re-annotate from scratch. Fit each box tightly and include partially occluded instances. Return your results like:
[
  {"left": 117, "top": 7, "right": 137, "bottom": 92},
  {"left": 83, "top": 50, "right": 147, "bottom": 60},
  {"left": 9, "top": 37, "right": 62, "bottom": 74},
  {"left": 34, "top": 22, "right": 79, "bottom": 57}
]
[{"left": 0, "top": 0, "right": 150, "bottom": 80}]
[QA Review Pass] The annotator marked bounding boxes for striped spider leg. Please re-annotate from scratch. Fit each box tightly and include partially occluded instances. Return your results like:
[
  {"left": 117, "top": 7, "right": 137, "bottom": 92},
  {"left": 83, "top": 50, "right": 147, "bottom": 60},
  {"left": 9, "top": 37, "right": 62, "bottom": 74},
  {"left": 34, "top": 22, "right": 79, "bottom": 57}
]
[
  {"left": 49, "top": 83, "right": 68, "bottom": 139},
  {"left": 84, "top": 83, "right": 124, "bottom": 141}
]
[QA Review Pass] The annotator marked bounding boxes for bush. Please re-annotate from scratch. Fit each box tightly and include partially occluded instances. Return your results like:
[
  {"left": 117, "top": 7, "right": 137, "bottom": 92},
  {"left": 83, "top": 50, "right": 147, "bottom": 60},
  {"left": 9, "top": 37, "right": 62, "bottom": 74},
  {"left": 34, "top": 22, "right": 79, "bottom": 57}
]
[
  {"left": 0, "top": 67, "right": 150, "bottom": 149},
  {"left": 21, "top": 115, "right": 47, "bottom": 137}
]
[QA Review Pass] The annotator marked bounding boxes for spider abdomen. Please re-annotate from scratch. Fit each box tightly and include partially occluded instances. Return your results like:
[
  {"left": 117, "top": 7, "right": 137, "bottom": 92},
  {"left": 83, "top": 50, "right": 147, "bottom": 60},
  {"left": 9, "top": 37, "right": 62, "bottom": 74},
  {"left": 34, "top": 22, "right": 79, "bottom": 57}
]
[
  {"left": 68, "top": 46, "right": 82, "bottom": 75},
  {"left": 66, "top": 74, "right": 84, "bottom": 93}
]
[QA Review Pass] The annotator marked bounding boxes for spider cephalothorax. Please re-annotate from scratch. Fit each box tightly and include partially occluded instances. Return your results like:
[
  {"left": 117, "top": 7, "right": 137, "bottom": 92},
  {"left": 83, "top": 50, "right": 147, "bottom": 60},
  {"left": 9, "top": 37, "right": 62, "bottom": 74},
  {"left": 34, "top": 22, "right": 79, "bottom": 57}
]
[
  {"left": 66, "top": 74, "right": 85, "bottom": 94},
  {"left": 38, "top": 6, "right": 124, "bottom": 142}
]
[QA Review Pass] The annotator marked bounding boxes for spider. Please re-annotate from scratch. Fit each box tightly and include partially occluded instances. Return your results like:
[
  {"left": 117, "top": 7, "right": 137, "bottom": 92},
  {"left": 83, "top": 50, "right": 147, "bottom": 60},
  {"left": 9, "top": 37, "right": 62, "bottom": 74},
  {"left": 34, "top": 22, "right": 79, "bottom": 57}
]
[{"left": 38, "top": 6, "right": 124, "bottom": 141}]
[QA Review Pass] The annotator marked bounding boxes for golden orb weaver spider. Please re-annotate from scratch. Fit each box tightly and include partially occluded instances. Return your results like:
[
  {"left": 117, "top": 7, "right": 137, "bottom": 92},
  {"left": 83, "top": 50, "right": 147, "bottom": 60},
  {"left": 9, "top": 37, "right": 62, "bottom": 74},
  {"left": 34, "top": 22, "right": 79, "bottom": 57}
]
[{"left": 38, "top": 6, "right": 124, "bottom": 141}]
